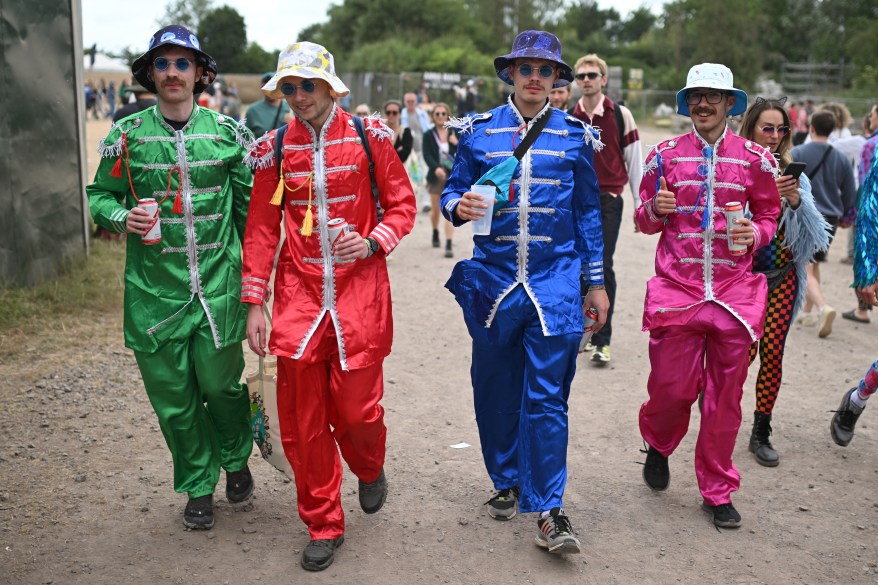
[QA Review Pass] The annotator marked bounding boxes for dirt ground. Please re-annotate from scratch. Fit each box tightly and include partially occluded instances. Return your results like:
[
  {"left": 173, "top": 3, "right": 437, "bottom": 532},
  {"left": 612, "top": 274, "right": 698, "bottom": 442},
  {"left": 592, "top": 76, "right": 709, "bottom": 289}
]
[{"left": 1, "top": 118, "right": 877, "bottom": 585}]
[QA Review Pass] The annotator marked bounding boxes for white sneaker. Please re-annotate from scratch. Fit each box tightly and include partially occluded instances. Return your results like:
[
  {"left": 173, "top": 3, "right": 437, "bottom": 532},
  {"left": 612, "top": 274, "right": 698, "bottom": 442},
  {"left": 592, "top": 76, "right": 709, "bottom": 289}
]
[
  {"left": 796, "top": 311, "right": 818, "bottom": 327},
  {"left": 818, "top": 305, "right": 836, "bottom": 338}
]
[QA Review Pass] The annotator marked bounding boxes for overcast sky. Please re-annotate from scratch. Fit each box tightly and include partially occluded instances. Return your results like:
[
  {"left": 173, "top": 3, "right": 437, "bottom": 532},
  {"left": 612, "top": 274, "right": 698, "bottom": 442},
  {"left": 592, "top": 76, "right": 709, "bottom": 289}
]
[{"left": 82, "top": 0, "right": 667, "bottom": 54}]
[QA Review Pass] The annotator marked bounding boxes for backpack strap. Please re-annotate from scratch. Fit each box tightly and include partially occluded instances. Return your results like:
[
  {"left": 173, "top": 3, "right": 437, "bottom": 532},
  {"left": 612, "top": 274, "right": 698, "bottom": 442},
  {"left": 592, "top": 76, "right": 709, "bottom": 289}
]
[
  {"left": 274, "top": 124, "right": 287, "bottom": 175},
  {"left": 353, "top": 116, "right": 383, "bottom": 220},
  {"left": 613, "top": 101, "right": 625, "bottom": 147}
]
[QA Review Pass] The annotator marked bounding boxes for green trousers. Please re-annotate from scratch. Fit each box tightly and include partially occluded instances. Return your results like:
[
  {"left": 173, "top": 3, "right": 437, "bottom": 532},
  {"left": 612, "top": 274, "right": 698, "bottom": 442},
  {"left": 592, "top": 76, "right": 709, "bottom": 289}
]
[{"left": 134, "top": 320, "right": 252, "bottom": 498}]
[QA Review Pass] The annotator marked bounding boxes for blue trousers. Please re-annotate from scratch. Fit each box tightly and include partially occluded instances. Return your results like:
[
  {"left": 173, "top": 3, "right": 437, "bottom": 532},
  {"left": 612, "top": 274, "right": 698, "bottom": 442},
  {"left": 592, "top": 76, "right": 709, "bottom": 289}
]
[{"left": 464, "top": 285, "right": 580, "bottom": 513}]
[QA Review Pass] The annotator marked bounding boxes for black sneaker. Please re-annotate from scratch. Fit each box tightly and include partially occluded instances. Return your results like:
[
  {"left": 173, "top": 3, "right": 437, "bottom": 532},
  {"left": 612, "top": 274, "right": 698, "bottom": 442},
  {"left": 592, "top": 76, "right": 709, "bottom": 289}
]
[
  {"left": 535, "top": 508, "right": 581, "bottom": 554},
  {"left": 485, "top": 487, "right": 520, "bottom": 520},
  {"left": 642, "top": 445, "right": 670, "bottom": 491},
  {"left": 183, "top": 494, "right": 215, "bottom": 530},
  {"left": 226, "top": 465, "right": 254, "bottom": 503},
  {"left": 301, "top": 535, "right": 344, "bottom": 571},
  {"left": 358, "top": 469, "right": 387, "bottom": 514},
  {"left": 831, "top": 388, "right": 864, "bottom": 447},
  {"left": 432, "top": 229, "right": 440, "bottom": 247},
  {"left": 702, "top": 502, "right": 742, "bottom": 528}
]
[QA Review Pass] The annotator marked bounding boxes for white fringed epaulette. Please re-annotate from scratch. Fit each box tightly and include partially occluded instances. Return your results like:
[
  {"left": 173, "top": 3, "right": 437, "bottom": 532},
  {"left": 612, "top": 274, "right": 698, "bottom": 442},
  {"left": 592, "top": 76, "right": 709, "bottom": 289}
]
[
  {"left": 743, "top": 140, "right": 778, "bottom": 176},
  {"left": 243, "top": 133, "right": 276, "bottom": 170},
  {"left": 362, "top": 115, "right": 393, "bottom": 141},
  {"left": 95, "top": 117, "right": 143, "bottom": 158},
  {"left": 446, "top": 112, "right": 492, "bottom": 135},
  {"left": 564, "top": 116, "right": 604, "bottom": 152},
  {"left": 642, "top": 140, "right": 676, "bottom": 176},
  {"left": 216, "top": 114, "right": 256, "bottom": 151}
]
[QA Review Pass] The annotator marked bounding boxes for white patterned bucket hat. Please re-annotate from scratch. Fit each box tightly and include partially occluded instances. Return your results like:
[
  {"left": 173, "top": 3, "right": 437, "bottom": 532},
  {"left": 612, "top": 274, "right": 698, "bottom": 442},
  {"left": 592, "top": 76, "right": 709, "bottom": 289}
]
[
  {"left": 676, "top": 63, "right": 748, "bottom": 117},
  {"left": 262, "top": 42, "right": 350, "bottom": 99}
]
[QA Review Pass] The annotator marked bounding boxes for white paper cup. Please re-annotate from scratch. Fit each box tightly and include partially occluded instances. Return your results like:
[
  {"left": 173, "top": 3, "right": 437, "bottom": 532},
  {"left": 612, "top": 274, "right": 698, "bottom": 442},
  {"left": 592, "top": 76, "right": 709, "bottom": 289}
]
[{"left": 469, "top": 184, "right": 496, "bottom": 236}]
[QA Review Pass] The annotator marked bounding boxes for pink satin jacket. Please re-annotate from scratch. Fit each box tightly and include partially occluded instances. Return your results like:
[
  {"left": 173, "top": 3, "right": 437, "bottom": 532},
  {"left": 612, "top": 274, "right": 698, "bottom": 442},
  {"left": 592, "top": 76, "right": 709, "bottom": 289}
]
[{"left": 635, "top": 126, "right": 782, "bottom": 340}]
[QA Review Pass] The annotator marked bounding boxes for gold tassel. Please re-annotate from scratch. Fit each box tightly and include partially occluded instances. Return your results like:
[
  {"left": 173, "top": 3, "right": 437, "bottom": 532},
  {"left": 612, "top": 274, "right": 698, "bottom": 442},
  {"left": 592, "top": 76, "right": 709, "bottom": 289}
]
[
  {"left": 269, "top": 178, "right": 284, "bottom": 206},
  {"left": 301, "top": 207, "right": 313, "bottom": 236}
]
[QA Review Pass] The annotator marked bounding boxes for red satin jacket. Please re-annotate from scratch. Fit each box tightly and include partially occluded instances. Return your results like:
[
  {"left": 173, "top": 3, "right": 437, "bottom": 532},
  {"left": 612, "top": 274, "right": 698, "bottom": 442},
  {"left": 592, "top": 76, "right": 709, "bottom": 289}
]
[{"left": 241, "top": 106, "right": 416, "bottom": 370}]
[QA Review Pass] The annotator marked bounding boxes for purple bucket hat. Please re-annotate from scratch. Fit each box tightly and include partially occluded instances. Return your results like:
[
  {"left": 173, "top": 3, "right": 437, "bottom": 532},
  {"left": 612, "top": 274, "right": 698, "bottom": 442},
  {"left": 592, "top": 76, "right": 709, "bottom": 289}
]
[
  {"left": 494, "top": 30, "right": 573, "bottom": 88},
  {"left": 131, "top": 25, "right": 217, "bottom": 95}
]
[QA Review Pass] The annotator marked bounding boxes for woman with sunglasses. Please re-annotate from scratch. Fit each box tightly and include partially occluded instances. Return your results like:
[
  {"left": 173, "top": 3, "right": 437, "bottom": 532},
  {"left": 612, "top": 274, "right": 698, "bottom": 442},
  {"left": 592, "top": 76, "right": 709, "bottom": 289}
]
[
  {"left": 422, "top": 103, "right": 458, "bottom": 257},
  {"left": 739, "top": 97, "right": 830, "bottom": 467},
  {"left": 382, "top": 99, "right": 413, "bottom": 164}
]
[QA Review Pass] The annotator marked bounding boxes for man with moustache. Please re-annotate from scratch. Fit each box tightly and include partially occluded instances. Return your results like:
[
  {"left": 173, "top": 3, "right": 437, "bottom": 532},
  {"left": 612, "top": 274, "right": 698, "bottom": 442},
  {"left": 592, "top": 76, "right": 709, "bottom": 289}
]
[
  {"left": 442, "top": 30, "right": 607, "bottom": 555},
  {"left": 242, "top": 42, "right": 416, "bottom": 571},
  {"left": 635, "top": 64, "right": 780, "bottom": 528},
  {"left": 87, "top": 25, "right": 256, "bottom": 531},
  {"left": 569, "top": 53, "right": 643, "bottom": 367}
]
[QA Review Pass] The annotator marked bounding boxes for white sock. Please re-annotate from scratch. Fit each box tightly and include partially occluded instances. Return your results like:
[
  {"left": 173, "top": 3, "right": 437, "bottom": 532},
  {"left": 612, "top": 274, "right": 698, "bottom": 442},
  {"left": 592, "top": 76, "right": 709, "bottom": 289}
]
[
  {"left": 540, "top": 510, "right": 551, "bottom": 519},
  {"left": 850, "top": 390, "right": 868, "bottom": 411}
]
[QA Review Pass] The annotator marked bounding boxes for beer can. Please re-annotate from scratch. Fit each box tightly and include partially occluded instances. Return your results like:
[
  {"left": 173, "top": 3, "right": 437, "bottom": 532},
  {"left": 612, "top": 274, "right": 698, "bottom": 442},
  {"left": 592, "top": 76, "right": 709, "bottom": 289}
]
[
  {"left": 578, "top": 307, "right": 599, "bottom": 354},
  {"left": 725, "top": 201, "right": 746, "bottom": 255},
  {"left": 326, "top": 217, "right": 348, "bottom": 245},
  {"left": 138, "top": 198, "right": 161, "bottom": 245},
  {"left": 326, "top": 217, "right": 354, "bottom": 263}
]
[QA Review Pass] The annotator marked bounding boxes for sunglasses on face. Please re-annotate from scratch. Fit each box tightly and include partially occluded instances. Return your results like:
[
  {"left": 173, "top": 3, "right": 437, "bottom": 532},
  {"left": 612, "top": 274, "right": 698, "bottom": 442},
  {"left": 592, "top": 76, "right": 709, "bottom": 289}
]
[
  {"left": 153, "top": 57, "right": 193, "bottom": 72},
  {"left": 517, "top": 63, "right": 555, "bottom": 79},
  {"left": 434, "top": 111, "right": 448, "bottom": 117},
  {"left": 280, "top": 79, "right": 317, "bottom": 96},
  {"left": 575, "top": 72, "right": 602, "bottom": 81},
  {"left": 760, "top": 125, "right": 790, "bottom": 137},
  {"left": 686, "top": 90, "right": 726, "bottom": 105},
  {"left": 384, "top": 109, "right": 399, "bottom": 115}
]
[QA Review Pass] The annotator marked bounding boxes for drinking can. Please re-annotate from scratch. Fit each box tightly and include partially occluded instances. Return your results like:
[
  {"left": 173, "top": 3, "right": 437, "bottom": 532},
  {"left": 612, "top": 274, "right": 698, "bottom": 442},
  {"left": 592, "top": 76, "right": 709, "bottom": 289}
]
[
  {"left": 725, "top": 201, "right": 746, "bottom": 255},
  {"left": 326, "top": 217, "right": 354, "bottom": 263},
  {"left": 138, "top": 198, "right": 161, "bottom": 245},
  {"left": 578, "top": 307, "right": 600, "bottom": 354}
]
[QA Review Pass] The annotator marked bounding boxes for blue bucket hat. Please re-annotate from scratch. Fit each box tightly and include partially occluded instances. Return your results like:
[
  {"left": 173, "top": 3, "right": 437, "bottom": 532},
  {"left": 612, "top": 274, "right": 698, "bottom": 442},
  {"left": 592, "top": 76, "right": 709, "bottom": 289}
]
[
  {"left": 131, "top": 25, "right": 217, "bottom": 95},
  {"left": 675, "top": 63, "right": 748, "bottom": 117},
  {"left": 494, "top": 30, "right": 573, "bottom": 88}
]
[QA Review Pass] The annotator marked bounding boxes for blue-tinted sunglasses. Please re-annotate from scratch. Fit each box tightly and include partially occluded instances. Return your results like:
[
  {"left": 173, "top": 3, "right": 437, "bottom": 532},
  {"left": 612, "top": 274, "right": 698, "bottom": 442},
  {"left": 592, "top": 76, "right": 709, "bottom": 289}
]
[
  {"left": 153, "top": 57, "right": 193, "bottom": 72},
  {"left": 280, "top": 79, "right": 317, "bottom": 96},
  {"left": 517, "top": 63, "right": 555, "bottom": 79}
]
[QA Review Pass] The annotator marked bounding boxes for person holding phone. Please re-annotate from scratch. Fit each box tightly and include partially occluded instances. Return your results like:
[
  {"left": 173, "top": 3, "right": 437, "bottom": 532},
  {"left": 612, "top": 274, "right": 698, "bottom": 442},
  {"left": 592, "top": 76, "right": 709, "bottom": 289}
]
[{"left": 739, "top": 97, "right": 830, "bottom": 467}]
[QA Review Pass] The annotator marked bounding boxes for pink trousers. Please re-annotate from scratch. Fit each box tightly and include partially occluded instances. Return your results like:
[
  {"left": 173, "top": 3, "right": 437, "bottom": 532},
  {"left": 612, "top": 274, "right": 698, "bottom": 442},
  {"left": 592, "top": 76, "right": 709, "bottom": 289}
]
[
  {"left": 639, "top": 302, "right": 753, "bottom": 505},
  {"left": 276, "top": 316, "right": 386, "bottom": 539}
]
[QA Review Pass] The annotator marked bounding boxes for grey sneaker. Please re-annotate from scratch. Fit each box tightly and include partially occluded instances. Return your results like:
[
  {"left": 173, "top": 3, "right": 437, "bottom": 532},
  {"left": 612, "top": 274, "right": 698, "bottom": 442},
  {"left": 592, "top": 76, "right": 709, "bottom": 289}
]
[
  {"left": 535, "top": 508, "right": 581, "bottom": 554},
  {"left": 485, "top": 487, "right": 519, "bottom": 520},
  {"left": 591, "top": 344, "right": 611, "bottom": 366}
]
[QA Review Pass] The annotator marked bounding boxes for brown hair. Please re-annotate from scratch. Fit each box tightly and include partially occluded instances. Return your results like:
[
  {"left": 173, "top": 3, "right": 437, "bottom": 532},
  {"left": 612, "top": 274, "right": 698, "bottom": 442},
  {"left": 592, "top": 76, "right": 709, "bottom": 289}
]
[{"left": 740, "top": 98, "right": 793, "bottom": 169}]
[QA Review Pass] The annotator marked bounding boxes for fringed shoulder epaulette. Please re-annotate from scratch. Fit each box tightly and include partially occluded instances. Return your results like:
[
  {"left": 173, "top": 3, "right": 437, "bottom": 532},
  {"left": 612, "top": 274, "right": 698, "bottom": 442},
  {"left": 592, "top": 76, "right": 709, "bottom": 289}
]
[
  {"left": 362, "top": 114, "right": 393, "bottom": 141},
  {"left": 96, "top": 117, "right": 142, "bottom": 159},
  {"left": 215, "top": 114, "right": 256, "bottom": 152},
  {"left": 643, "top": 140, "right": 675, "bottom": 176},
  {"left": 564, "top": 116, "right": 604, "bottom": 152},
  {"left": 743, "top": 140, "right": 778, "bottom": 176},
  {"left": 446, "top": 112, "right": 492, "bottom": 135},
  {"left": 243, "top": 132, "right": 275, "bottom": 170}
]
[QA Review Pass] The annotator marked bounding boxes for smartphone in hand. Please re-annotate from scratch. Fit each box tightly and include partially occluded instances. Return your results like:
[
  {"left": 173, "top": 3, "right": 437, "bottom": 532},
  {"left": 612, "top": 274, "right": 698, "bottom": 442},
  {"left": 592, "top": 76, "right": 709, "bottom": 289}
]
[{"left": 783, "top": 161, "right": 807, "bottom": 179}]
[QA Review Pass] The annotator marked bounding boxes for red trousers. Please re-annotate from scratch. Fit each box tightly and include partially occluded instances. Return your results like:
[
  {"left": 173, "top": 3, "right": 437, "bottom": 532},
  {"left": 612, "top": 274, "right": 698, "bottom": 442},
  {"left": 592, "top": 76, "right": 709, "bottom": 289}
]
[
  {"left": 276, "top": 316, "right": 386, "bottom": 539},
  {"left": 639, "top": 302, "right": 753, "bottom": 505}
]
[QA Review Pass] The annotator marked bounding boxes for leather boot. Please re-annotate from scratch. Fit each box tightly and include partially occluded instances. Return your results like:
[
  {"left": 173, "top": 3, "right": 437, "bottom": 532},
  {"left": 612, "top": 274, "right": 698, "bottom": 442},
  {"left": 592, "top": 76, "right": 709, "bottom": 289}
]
[{"left": 749, "top": 410, "right": 779, "bottom": 467}]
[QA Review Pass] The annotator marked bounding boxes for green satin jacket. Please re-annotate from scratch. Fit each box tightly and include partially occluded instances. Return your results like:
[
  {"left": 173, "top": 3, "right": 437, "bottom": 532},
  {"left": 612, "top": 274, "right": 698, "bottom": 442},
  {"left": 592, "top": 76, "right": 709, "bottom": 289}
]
[{"left": 87, "top": 105, "right": 254, "bottom": 353}]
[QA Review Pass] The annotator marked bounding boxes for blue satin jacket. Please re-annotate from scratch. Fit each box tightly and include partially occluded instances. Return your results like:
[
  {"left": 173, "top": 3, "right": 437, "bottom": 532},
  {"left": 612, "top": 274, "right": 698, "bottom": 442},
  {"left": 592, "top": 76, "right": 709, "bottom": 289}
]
[{"left": 441, "top": 98, "right": 604, "bottom": 336}]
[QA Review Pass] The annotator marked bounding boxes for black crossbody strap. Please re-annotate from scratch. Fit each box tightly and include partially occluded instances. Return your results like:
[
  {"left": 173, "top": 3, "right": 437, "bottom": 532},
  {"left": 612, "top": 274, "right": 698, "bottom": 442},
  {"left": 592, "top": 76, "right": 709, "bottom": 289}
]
[
  {"left": 513, "top": 109, "right": 551, "bottom": 161},
  {"left": 806, "top": 144, "right": 833, "bottom": 180}
]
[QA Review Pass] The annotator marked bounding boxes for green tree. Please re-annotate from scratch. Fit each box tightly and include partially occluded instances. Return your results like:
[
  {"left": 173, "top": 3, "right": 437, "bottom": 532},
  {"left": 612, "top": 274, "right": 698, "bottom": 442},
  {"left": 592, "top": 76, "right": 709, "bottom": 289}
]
[
  {"left": 158, "top": 0, "right": 214, "bottom": 30},
  {"left": 198, "top": 6, "right": 248, "bottom": 72}
]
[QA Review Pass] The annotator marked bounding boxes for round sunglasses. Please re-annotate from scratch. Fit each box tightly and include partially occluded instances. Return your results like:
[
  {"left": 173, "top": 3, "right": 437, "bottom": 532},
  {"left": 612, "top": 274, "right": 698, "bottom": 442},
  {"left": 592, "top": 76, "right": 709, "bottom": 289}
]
[
  {"left": 153, "top": 57, "right": 193, "bottom": 72},
  {"left": 280, "top": 79, "right": 317, "bottom": 96},
  {"left": 517, "top": 63, "right": 555, "bottom": 79}
]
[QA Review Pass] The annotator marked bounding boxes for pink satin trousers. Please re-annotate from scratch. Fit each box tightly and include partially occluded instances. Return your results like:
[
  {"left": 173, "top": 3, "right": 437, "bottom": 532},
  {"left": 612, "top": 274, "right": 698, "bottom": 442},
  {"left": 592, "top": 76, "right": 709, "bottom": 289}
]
[{"left": 639, "top": 302, "right": 753, "bottom": 505}]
